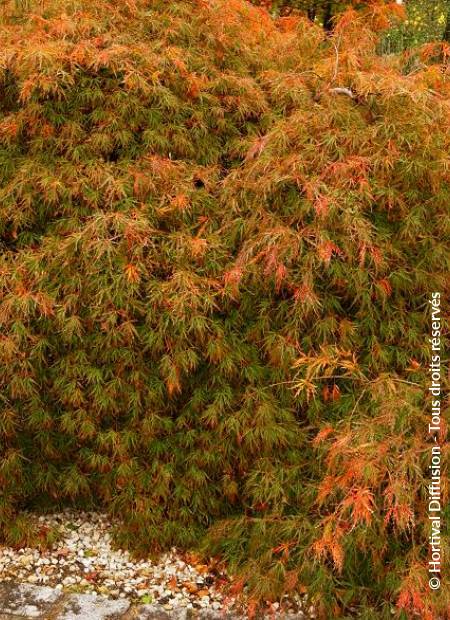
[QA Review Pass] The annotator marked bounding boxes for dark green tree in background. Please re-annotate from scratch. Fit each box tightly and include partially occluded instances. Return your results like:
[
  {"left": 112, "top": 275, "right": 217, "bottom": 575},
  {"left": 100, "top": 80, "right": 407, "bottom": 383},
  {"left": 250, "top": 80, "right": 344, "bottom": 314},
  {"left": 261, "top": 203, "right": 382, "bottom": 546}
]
[
  {"left": 252, "top": 0, "right": 450, "bottom": 50},
  {"left": 251, "top": 0, "right": 367, "bottom": 28}
]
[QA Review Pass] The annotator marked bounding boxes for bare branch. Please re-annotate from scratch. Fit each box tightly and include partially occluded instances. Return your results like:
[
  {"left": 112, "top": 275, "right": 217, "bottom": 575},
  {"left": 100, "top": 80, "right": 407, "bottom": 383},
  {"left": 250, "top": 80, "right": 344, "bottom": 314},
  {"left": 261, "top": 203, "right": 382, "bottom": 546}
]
[{"left": 329, "top": 86, "right": 354, "bottom": 98}]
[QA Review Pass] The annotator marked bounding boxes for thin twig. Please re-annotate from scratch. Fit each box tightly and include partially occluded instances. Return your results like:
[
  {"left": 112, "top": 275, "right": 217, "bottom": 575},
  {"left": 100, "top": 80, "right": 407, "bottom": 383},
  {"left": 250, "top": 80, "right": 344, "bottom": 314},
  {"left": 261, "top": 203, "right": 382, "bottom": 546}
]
[{"left": 330, "top": 39, "right": 340, "bottom": 84}]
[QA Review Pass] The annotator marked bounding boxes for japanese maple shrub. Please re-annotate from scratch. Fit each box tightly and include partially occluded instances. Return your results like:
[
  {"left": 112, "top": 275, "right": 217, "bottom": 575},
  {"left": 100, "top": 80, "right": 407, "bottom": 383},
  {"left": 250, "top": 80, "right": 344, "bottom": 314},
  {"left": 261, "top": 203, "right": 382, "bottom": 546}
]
[{"left": 0, "top": 0, "right": 449, "bottom": 618}]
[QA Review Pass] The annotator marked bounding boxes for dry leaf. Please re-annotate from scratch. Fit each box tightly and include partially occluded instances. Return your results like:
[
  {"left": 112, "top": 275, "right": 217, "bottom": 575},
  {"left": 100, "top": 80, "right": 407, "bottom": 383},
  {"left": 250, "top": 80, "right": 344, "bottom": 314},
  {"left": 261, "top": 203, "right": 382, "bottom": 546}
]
[
  {"left": 197, "top": 589, "right": 209, "bottom": 598},
  {"left": 168, "top": 576, "right": 178, "bottom": 591},
  {"left": 183, "top": 582, "right": 198, "bottom": 594}
]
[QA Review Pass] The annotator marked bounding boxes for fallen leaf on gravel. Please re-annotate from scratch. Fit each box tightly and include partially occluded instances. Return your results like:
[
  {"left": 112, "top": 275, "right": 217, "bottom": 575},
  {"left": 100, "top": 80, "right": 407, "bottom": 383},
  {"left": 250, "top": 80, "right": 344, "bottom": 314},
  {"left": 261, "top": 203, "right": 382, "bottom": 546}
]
[
  {"left": 197, "top": 589, "right": 209, "bottom": 598},
  {"left": 168, "top": 576, "right": 178, "bottom": 591},
  {"left": 136, "top": 582, "right": 148, "bottom": 590},
  {"left": 185, "top": 552, "right": 201, "bottom": 564}
]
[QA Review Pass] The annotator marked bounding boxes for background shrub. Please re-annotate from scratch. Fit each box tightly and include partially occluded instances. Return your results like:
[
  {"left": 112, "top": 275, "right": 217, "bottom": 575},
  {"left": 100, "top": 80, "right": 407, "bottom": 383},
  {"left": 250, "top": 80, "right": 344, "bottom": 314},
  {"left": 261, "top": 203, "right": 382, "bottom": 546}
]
[{"left": 0, "top": 1, "right": 448, "bottom": 617}]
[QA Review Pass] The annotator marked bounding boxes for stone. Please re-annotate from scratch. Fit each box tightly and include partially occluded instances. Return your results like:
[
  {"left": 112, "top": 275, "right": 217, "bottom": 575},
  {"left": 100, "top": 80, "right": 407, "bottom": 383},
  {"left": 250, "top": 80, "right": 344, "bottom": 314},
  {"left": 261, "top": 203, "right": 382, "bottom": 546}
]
[
  {"left": 0, "top": 583, "right": 62, "bottom": 618},
  {"left": 58, "top": 593, "right": 130, "bottom": 619},
  {"left": 133, "top": 605, "right": 184, "bottom": 620},
  {"left": 26, "top": 576, "right": 39, "bottom": 584}
]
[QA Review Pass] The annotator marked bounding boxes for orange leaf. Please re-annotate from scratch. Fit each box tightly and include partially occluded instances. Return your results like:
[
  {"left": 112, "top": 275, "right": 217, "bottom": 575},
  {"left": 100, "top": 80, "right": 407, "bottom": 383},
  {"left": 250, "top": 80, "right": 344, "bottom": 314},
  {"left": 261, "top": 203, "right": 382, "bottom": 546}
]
[
  {"left": 313, "top": 195, "right": 330, "bottom": 218},
  {"left": 330, "top": 384, "right": 341, "bottom": 401},
  {"left": 197, "top": 589, "right": 209, "bottom": 598},
  {"left": 168, "top": 576, "right": 178, "bottom": 591},
  {"left": 170, "top": 194, "right": 189, "bottom": 210},
  {"left": 378, "top": 278, "right": 392, "bottom": 297},
  {"left": 318, "top": 241, "right": 343, "bottom": 266},
  {"left": 322, "top": 385, "right": 330, "bottom": 402},
  {"left": 313, "top": 426, "right": 334, "bottom": 446},
  {"left": 125, "top": 263, "right": 140, "bottom": 283},
  {"left": 343, "top": 487, "right": 375, "bottom": 525}
]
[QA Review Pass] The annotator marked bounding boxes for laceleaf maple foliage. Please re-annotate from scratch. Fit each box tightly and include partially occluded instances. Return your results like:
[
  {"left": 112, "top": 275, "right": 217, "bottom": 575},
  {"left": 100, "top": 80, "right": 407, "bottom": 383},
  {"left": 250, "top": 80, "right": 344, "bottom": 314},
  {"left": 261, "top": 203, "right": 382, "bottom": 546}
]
[{"left": 0, "top": 0, "right": 449, "bottom": 617}]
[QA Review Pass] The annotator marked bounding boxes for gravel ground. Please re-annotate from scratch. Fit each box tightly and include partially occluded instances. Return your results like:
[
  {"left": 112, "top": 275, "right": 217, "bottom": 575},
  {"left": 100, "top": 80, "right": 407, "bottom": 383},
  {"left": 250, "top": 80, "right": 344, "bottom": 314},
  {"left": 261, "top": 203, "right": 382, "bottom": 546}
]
[{"left": 0, "top": 511, "right": 312, "bottom": 618}]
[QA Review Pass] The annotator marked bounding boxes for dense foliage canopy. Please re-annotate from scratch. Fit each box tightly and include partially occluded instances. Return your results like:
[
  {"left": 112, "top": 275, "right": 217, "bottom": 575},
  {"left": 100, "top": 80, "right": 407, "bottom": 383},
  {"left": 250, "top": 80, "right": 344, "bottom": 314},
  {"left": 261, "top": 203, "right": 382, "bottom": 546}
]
[{"left": 0, "top": 0, "right": 449, "bottom": 618}]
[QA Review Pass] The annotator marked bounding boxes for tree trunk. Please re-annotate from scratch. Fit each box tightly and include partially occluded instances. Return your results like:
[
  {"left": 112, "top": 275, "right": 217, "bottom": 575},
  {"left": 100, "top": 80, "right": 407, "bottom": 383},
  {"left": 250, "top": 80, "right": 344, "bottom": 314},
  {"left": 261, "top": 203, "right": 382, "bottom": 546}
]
[
  {"left": 443, "top": 5, "right": 450, "bottom": 42},
  {"left": 307, "top": 6, "right": 317, "bottom": 22},
  {"left": 322, "top": 0, "right": 334, "bottom": 32}
]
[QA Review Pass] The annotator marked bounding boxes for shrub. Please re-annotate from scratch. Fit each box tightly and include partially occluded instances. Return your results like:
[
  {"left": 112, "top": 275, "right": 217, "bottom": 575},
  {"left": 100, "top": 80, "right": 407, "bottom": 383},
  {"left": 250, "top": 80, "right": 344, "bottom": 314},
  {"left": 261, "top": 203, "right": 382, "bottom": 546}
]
[{"left": 0, "top": 1, "right": 448, "bottom": 617}]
